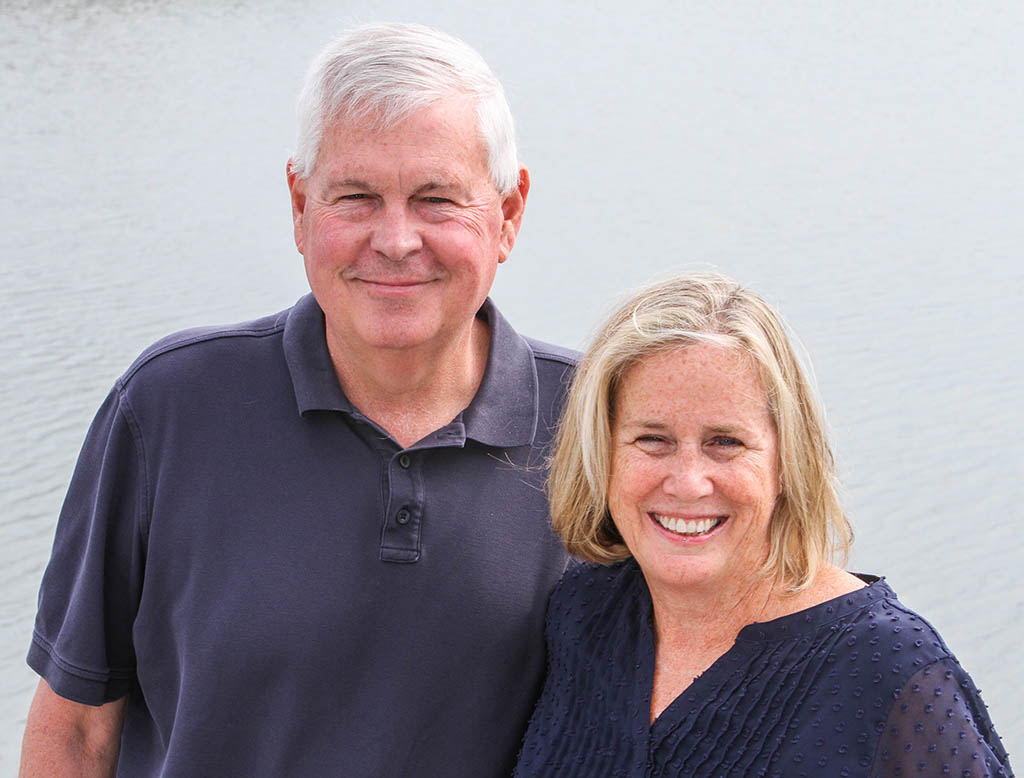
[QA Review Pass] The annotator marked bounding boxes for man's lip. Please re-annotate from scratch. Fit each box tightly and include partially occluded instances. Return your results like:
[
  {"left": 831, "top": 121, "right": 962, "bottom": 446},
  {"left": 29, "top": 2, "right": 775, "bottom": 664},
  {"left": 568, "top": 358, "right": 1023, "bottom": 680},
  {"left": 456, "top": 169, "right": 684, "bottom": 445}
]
[
  {"left": 354, "top": 278, "right": 433, "bottom": 286},
  {"left": 351, "top": 278, "right": 437, "bottom": 294}
]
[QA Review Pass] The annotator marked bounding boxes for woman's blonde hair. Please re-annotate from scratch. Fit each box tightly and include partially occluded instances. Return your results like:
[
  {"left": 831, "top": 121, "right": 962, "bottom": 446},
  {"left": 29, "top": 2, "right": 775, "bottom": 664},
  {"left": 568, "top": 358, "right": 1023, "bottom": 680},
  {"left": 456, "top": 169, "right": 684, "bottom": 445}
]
[{"left": 550, "top": 272, "right": 852, "bottom": 591}]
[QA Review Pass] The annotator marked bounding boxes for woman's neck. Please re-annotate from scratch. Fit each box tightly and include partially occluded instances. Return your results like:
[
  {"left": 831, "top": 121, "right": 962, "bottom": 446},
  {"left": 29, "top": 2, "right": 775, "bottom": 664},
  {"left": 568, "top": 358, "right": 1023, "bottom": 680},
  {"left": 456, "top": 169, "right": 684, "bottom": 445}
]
[{"left": 645, "top": 564, "right": 865, "bottom": 723}]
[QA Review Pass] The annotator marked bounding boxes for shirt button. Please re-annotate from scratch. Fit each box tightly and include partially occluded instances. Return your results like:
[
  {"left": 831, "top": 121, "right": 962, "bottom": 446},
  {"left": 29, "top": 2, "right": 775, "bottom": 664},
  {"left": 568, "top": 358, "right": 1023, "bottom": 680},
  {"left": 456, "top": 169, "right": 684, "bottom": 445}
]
[
  {"left": 396, "top": 508, "right": 411, "bottom": 525},
  {"left": 398, "top": 454, "right": 411, "bottom": 469}
]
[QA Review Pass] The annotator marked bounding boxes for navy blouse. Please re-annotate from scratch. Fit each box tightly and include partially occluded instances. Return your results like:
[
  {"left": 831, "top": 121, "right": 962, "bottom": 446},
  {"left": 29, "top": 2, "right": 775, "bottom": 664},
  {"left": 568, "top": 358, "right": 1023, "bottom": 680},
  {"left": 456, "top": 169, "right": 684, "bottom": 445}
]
[{"left": 514, "top": 560, "right": 1013, "bottom": 778}]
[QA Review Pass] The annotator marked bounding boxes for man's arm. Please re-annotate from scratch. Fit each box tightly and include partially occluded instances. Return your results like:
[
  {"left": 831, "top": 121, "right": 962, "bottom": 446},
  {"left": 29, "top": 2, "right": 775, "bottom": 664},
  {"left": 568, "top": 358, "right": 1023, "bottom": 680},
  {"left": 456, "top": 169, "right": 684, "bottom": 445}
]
[{"left": 19, "top": 678, "right": 127, "bottom": 778}]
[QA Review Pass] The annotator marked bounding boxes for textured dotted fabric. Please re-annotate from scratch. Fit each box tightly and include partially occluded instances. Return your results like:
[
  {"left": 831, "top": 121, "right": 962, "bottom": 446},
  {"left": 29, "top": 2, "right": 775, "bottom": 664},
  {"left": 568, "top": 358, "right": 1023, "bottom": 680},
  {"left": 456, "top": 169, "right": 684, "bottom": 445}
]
[{"left": 514, "top": 560, "right": 1013, "bottom": 778}]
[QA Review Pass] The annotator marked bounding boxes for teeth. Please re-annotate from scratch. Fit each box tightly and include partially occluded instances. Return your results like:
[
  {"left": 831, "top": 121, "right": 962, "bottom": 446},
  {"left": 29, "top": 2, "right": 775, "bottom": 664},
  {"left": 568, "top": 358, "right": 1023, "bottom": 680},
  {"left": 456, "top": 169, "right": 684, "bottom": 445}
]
[{"left": 654, "top": 514, "right": 722, "bottom": 536}]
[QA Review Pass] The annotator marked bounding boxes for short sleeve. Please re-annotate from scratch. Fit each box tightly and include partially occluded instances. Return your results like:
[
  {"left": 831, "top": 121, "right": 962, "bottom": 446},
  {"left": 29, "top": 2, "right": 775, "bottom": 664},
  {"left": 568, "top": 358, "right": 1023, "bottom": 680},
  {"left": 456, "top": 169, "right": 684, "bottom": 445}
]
[
  {"left": 871, "top": 657, "right": 1014, "bottom": 778},
  {"left": 27, "top": 384, "right": 147, "bottom": 706}
]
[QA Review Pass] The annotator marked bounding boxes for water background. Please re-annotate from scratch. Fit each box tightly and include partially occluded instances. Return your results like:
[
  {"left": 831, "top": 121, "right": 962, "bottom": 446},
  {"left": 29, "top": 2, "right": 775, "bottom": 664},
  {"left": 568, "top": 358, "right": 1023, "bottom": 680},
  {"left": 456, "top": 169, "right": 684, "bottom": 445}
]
[{"left": 2, "top": 0, "right": 1022, "bottom": 770}]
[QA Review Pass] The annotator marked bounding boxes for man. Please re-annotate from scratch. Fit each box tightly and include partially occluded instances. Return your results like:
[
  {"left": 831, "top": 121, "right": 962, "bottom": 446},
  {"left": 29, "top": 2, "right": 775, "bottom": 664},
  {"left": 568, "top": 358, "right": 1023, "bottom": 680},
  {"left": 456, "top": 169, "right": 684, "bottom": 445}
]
[{"left": 20, "top": 23, "right": 574, "bottom": 777}]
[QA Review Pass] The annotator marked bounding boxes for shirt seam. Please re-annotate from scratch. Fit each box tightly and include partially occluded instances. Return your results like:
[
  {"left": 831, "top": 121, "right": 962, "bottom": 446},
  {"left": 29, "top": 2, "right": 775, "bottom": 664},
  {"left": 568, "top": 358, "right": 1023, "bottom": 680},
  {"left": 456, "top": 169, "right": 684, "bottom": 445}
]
[
  {"left": 30, "top": 631, "right": 137, "bottom": 682},
  {"left": 528, "top": 348, "right": 578, "bottom": 367},
  {"left": 113, "top": 380, "right": 151, "bottom": 546},
  {"left": 121, "top": 323, "right": 286, "bottom": 384}
]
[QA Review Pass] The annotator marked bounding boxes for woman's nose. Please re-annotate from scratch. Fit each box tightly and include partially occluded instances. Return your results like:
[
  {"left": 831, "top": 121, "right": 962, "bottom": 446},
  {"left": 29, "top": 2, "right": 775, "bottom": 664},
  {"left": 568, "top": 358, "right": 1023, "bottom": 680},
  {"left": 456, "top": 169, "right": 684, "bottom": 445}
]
[{"left": 660, "top": 450, "right": 714, "bottom": 499}]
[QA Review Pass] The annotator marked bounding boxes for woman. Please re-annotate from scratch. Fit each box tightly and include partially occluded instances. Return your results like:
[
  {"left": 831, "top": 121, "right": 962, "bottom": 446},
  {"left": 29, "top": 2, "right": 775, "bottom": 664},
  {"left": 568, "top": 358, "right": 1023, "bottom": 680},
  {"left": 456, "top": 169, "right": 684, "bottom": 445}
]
[{"left": 515, "top": 273, "right": 1012, "bottom": 778}]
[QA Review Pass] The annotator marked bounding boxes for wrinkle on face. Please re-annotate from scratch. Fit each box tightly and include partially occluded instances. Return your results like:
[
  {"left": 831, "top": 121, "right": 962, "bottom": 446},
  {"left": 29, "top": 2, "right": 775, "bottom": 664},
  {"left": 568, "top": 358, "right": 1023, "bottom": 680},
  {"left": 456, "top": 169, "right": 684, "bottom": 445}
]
[
  {"left": 287, "top": 96, "right": 524, "bottom": 356},
  {"left": 607, "top": 345, "right": 781, "bottom": 602}
]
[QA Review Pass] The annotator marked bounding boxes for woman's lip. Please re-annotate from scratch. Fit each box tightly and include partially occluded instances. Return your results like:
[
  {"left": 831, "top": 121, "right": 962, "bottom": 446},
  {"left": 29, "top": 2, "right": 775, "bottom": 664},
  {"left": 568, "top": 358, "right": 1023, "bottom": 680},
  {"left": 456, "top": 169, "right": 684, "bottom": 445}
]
[
  {"left": 651, "top": 512, "right": 724, "bottom": 521},
  {"left": 649, "top": 512, "right": 728, "bottom": 539}
]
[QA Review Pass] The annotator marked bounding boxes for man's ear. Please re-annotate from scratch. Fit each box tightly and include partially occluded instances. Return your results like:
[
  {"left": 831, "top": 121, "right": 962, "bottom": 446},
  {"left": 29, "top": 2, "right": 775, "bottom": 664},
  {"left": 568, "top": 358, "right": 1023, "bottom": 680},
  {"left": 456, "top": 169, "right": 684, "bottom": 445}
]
[
  {"left": 286, "top": 159, "right": 307, "bottom": 255},
  {"left": 497, "top": 166, "right": 530, "bottom": 263}
]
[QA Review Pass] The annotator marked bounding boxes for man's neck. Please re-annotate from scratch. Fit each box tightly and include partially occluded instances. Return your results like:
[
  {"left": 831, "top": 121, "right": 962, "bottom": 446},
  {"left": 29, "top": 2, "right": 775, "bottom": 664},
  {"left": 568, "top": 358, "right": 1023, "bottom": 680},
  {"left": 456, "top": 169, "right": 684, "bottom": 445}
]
[{"left": 327, "top": 317, "right": 491, "bottom": 449}]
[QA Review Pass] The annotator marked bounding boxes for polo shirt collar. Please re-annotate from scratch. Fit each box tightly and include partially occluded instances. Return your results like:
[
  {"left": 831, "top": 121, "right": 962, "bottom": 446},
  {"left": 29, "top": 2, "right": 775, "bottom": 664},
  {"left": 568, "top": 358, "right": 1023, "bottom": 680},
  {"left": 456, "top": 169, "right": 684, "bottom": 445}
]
[
  {"left": 462, "top": 297, "right": 539, "bottom": 448},
  {"left": 284, "top": 294, "right": 355, "bottom": 415},
  {"left": 283, "top": 294, "right": 539, "bottom": 448}
]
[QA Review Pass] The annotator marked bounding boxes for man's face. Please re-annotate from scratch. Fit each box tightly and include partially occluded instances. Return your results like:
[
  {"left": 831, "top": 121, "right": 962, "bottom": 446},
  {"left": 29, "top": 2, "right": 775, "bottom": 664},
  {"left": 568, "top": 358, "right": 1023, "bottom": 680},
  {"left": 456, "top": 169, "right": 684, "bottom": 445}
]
[{"left": 288, "top": 97, "right": 527, "bottom": 357}]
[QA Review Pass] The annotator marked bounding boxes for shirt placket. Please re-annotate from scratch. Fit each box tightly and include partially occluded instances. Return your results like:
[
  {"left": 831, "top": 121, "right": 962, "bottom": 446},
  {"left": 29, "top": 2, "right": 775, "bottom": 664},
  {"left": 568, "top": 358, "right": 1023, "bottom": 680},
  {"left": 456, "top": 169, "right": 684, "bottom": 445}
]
[
  {"left": 378, "top": 421, "right": 467, "bottom": 563},
  {"left": 379, "top": 448, "right": 423, "bottom": 563}
]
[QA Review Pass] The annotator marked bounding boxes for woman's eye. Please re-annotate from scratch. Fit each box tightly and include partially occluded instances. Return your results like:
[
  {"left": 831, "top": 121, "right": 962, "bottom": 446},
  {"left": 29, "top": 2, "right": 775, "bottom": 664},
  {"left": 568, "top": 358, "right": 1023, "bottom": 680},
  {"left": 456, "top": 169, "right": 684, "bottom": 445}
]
[
  {"left": 634, "top": 435, "right": 671, "bottom": 452},
  {"left": 709, "top": 436, "right": 742, "bottom": 447}
]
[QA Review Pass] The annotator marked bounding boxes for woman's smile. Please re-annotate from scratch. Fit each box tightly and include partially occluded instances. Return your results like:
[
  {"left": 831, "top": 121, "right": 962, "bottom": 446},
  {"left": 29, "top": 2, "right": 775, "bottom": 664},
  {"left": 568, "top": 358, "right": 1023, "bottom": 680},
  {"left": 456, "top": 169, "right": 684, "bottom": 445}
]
[
  {"left": 607, "top": 344, "right": 781, "bottom": 595},
  {"left": 650, "top": 512, "right": 728, "bottom": 538}
]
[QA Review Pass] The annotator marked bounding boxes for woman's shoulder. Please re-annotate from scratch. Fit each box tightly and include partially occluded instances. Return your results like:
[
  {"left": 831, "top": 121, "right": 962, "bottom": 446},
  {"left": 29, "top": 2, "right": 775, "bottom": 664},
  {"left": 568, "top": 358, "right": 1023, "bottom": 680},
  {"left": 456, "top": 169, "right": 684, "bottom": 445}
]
[
  {"left": 747, "top": 570, "right": 957, "bottom": 670},
  {"left": 545, "top": 559, "right": 648, "bottom": 644},
  {"left": 551, "top": 559, "right": 642, "bottom": 605},
  {"left": 859, "top": 584, "right": 1015, "bottom": 775},
  {"left": 844, "top": 574, "right": 956, "bottom": 656},
  {"left": 805, "top": 573, "right": 966, "bottom": 691}
]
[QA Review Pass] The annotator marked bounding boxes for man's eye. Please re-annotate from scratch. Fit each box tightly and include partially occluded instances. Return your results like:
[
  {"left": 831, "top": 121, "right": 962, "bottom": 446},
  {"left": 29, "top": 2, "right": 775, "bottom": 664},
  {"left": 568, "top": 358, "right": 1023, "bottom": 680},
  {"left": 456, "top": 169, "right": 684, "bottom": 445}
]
[{"left": 422, "top": 197, "right": 453, "bottom": 204}]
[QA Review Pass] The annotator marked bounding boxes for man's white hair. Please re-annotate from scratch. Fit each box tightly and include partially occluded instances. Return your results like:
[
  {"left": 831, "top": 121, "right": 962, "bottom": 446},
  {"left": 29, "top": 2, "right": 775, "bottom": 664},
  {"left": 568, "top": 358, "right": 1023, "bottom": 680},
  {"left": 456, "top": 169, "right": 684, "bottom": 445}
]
[{"left": 291, "top": 22, "right": 520, "bottom": 195}]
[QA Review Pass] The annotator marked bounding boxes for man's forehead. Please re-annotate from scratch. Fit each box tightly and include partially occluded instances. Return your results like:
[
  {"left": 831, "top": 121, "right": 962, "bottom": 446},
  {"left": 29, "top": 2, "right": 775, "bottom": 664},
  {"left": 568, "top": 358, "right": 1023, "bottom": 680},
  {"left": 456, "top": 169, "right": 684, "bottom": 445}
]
[
  {"left": 312, "top": 99, "right": 493, "bottom": 192},
  {"left": 314, "top": 153, "right": 488, "bottom": 197},
  {"left": 320, "top": 174, "right": 473, "bottom": 195},
  {"left": 325, "top": 93, "right": 479, "bottom": 141}
]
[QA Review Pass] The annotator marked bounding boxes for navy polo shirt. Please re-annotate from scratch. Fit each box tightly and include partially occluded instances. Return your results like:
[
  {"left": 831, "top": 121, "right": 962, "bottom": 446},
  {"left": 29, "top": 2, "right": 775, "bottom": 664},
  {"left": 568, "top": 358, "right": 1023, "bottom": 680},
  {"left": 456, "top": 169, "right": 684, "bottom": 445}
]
[{"left": 29, "top": 293, "right": 575, "bottom": 778}]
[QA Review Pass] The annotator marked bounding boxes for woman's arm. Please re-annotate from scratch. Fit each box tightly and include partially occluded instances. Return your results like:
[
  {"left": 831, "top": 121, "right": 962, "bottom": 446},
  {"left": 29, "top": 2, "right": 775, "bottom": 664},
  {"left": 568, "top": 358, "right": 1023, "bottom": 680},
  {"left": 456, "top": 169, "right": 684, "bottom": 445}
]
[{"left": 871, "top": 658, "right": 1013, "bottom": 778}]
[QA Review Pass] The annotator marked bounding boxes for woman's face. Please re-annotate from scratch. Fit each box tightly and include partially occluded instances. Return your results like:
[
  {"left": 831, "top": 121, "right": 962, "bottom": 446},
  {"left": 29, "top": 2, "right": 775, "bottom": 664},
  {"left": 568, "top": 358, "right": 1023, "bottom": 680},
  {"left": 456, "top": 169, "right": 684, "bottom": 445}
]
[{"left": 607, "top": 345, "right": 781, "bottom": 598}]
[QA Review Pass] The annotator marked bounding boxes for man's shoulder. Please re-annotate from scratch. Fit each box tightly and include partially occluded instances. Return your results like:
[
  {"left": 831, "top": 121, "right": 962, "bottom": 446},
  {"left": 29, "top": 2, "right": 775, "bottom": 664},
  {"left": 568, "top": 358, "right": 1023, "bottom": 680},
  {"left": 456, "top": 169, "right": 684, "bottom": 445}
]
[
  {"left": 517, "top": 336, "right": 579, "bottom": 425},
  {"left": 522, "top": 336, "right": 579, "bottom": 368},
  {"left": 120, "top": 306, "right": 293, "bottom": 387},
  {"left": 522, "top": 337, "right": 579, "bottom": 403}
]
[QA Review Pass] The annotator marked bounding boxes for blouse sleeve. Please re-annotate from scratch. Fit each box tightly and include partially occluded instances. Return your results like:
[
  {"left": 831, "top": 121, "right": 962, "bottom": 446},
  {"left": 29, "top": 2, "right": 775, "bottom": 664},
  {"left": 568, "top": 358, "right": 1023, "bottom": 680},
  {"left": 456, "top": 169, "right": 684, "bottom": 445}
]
[{"left": 871, "top": 657, "right": 1014, "bottom": 778}]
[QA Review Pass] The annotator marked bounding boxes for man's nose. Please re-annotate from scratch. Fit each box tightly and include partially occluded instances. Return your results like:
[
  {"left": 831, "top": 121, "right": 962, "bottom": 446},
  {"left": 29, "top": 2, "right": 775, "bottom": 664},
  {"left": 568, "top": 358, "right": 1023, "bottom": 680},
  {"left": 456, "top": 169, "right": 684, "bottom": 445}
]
[{"left": 369, "top": 204, "right": 423, "bottom": 261}]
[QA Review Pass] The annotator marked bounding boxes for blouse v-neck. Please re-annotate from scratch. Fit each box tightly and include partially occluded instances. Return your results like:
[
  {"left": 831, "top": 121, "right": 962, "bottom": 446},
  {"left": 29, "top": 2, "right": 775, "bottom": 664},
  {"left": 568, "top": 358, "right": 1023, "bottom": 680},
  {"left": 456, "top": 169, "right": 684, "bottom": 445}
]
[
  {"left": 637, "top": 566, "right": 883, "bottom": 741},
  {"left": 514, "top": 559, "right": 1009, "bottom": 778}
]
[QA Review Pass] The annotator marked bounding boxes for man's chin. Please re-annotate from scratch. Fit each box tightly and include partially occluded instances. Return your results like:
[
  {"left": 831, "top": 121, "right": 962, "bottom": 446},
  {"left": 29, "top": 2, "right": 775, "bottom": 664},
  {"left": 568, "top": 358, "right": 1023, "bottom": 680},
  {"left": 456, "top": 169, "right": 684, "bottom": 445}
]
[{"left": 352, "top": 320, "right": 444, "bottom": 352}]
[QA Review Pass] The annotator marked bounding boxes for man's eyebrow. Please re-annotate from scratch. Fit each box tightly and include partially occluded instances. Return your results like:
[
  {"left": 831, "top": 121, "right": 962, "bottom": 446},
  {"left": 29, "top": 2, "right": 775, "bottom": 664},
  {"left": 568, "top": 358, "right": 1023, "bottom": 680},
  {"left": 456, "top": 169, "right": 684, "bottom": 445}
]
[
  {"left": 412, "top": 180, "right": 467, "bottom": 196},
  {"left": 324, "top": 178, "right": 372, "bottom": 192},
  {"left": 321, "top": 179, "right": 468, "bottom": 197}
]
